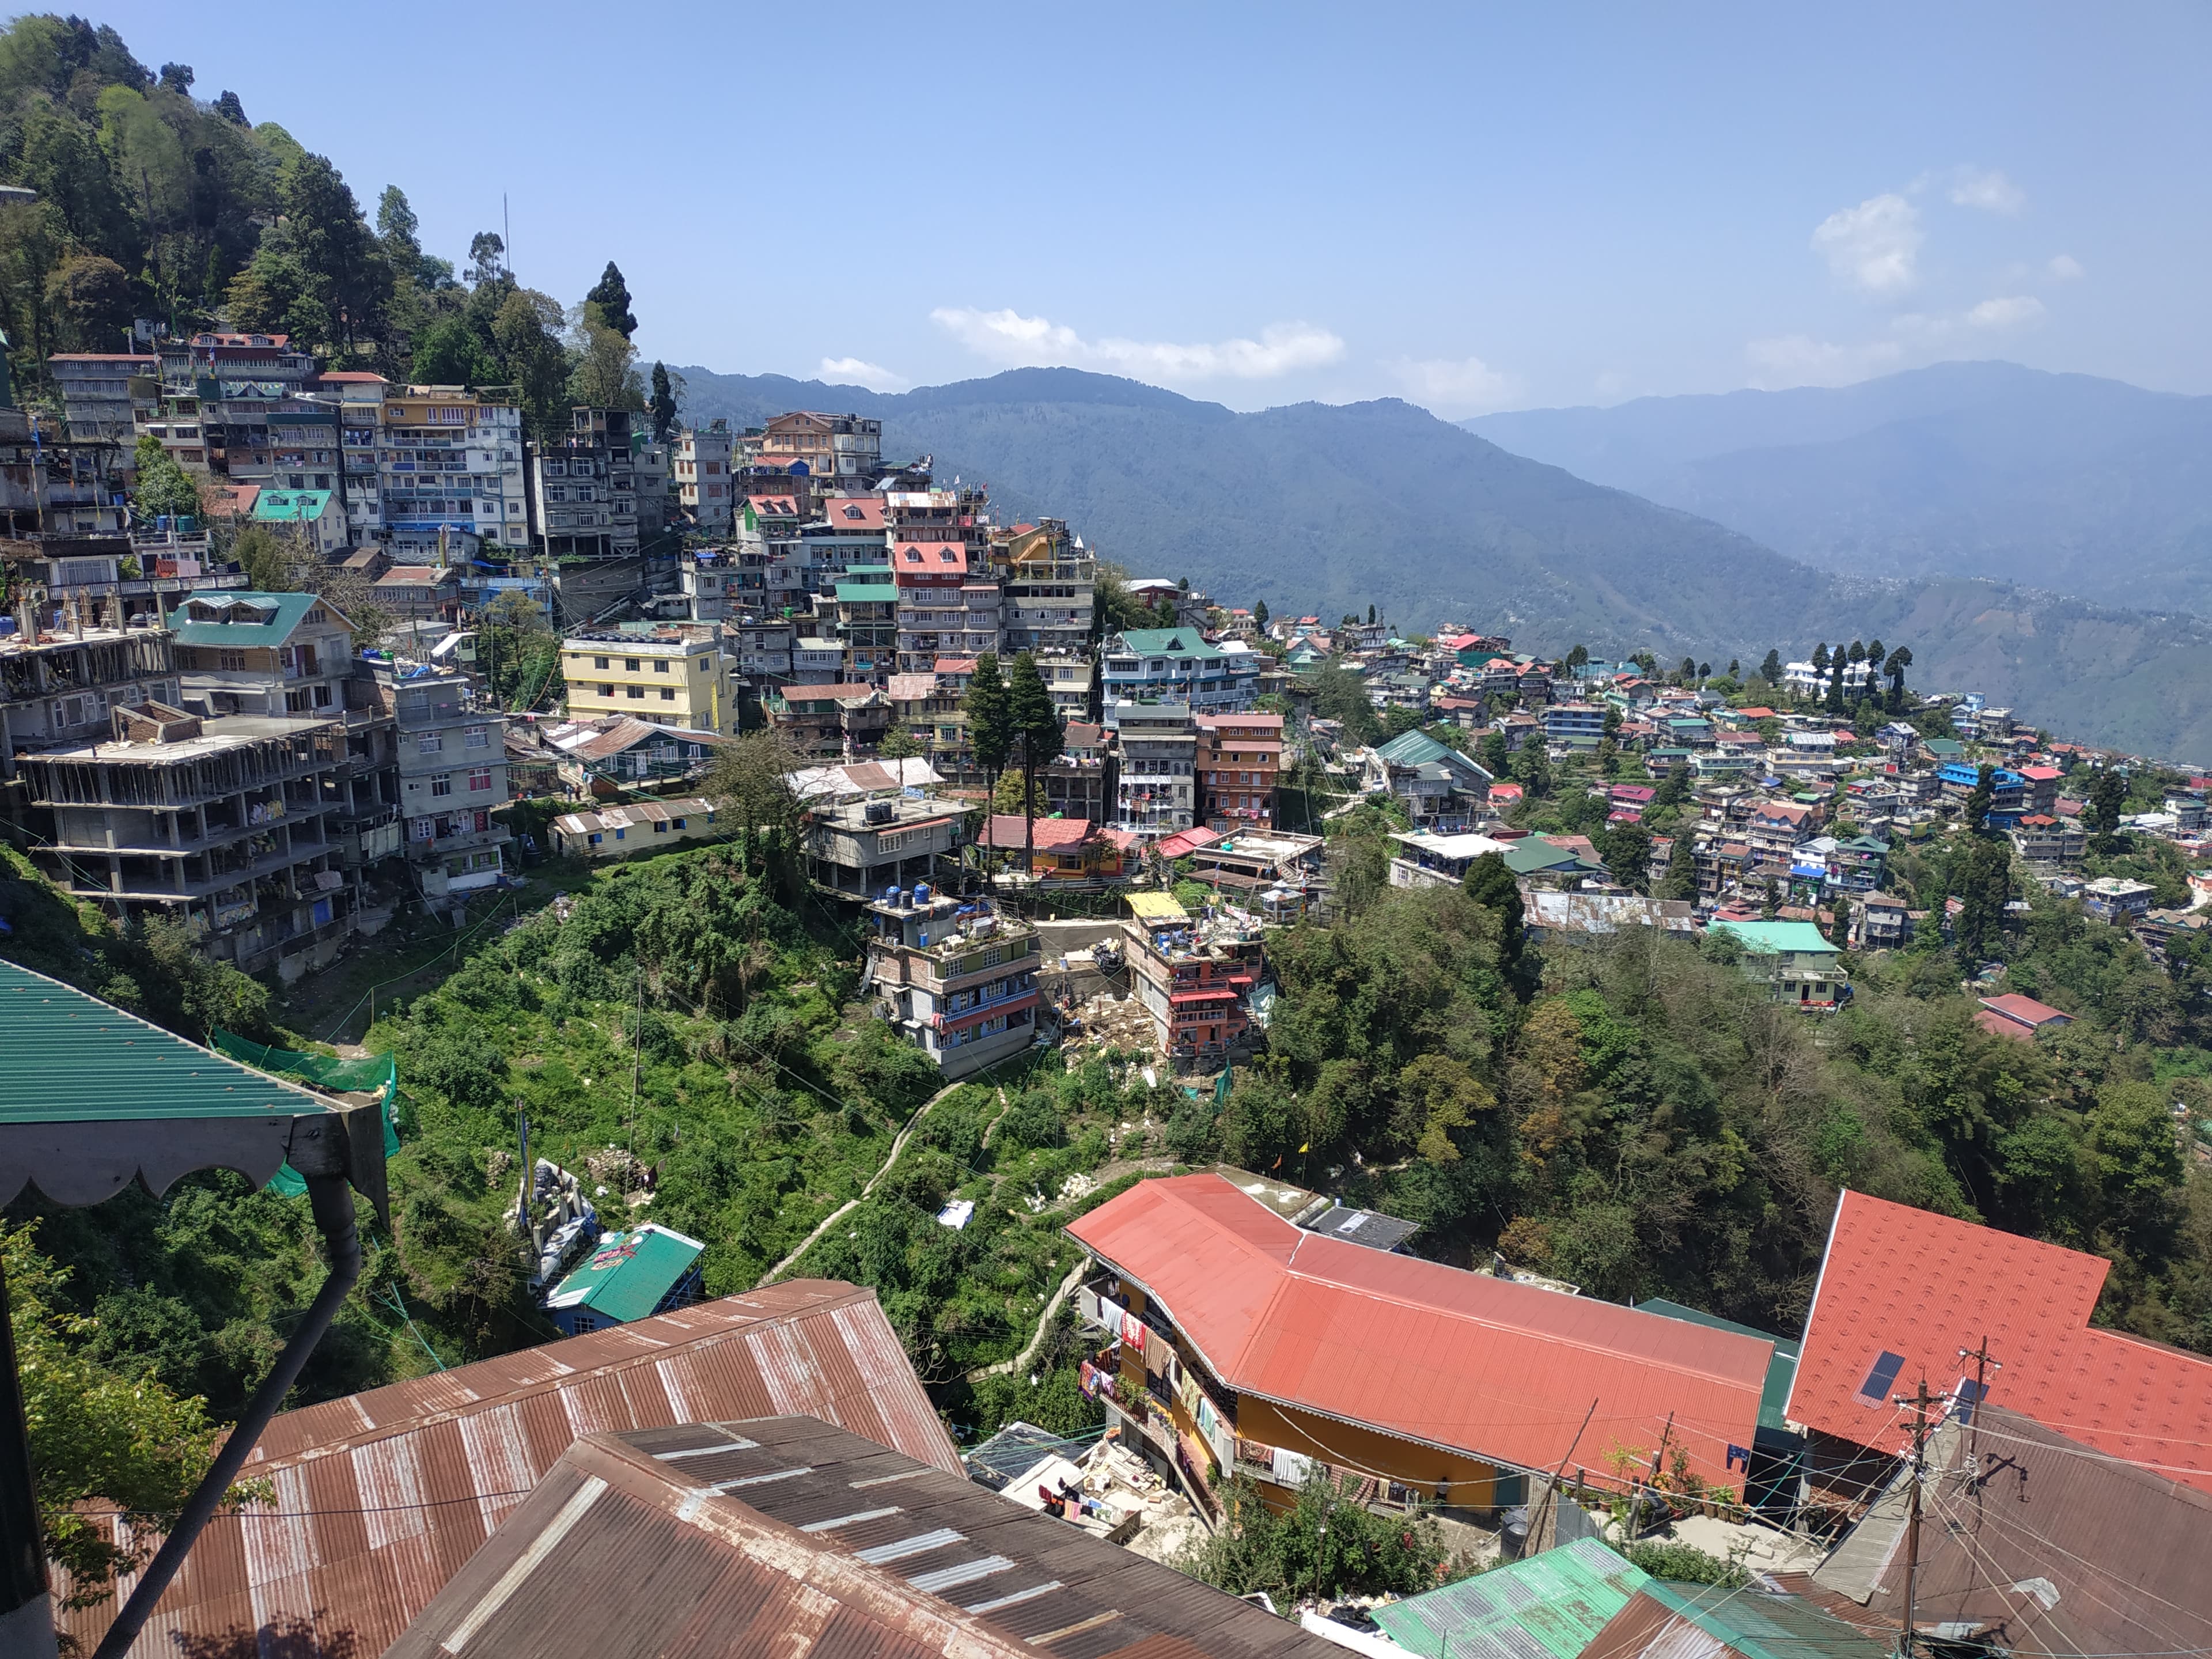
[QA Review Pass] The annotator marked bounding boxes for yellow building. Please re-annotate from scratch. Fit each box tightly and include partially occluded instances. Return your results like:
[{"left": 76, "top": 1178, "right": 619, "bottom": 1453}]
[{"left": 560, "top": 627, "right": 735, "bottom": 734}]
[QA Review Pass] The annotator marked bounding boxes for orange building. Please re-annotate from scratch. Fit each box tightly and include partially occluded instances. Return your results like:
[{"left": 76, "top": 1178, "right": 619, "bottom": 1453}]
[{"left": 1195, "top": 710, "right": 1283, "bottom": 830}]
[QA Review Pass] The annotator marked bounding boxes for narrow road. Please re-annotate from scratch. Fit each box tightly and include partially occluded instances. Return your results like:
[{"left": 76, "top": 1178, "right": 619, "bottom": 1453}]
[{"left": 755, "top": 1077, "right": 968, "bottom": 1287}]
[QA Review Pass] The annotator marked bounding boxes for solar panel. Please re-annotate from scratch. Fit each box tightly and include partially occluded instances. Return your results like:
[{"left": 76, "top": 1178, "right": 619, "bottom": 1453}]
[
  {"left": 1950, "top": 1376, "right": 1988, "bottom": 1421},
  {"left": 1857, "top": 1349, "right": 1907, "bottom": 1405}
]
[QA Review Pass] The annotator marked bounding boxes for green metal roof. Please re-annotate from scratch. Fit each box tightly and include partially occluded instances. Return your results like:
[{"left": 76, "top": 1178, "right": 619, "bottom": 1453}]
[
  {"left": 0, "top": 959, "right": 354, "bottom": 1209},
  {"left": 834, "top": 582, "right": 897, "bottom": 603},
  {"left": 1503, "top": 839, "right": 1584, "bottom": 874},
  {"left": 1924, "top": 737, "right": 1965, "bottom": 756},
  {"left": 1113, "top": 628, "right": 1222, "bottom": 660},
  {"left": 252, "top": 488, "right": 332, "bottom": 522},
  {"left": 1710, "top": 918, "right": 1839, "bottom": 956},
  {"left": 165, "top": 590, "right": 323, "bottom": 647},
  {"left": 1635, "top": 1298, "right": 1798, "bottom": 1433},
  {"left": 1638, "top": 1581, "right": 1889, "bottom": 1659},
  {"left": 1369, "top": 1537, "right": 1649, "bottom": 1658},
  {"left": 546, "top": 1223, "right": 703, "bottom": 1323}
]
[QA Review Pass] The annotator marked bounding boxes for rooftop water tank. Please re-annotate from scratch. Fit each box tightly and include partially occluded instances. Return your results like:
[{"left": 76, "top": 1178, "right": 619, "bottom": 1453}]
[{"left": 913, "top": 882, "right": 931, "bottom": 906}]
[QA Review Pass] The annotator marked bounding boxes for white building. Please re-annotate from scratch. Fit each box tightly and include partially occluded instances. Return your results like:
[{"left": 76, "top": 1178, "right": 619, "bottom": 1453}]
[{"left": 674, "top": 424, "right": 736, "bottom": 532}]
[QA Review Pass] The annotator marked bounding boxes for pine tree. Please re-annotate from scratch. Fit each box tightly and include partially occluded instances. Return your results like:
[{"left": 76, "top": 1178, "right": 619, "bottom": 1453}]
[
  {"left": 1005, "top": 652, "right": 1064, "bottom": 876},
  {"left": 1462, "top": 851, "right": 1525, "bottom": 984},
  {"left": 649, "top": 361, "right": 680, "bottom": 445},
  {"left": 963, "top": 653, "right": 1014, "bottom": 815},
  {"left": 1964, "top": 763, "right": 1995, "bottom": 831},
  {"left": 1812, "top": 642, "right": 1830, "bottom": 674},
  {"left": 1760, "top": 648, "right": 1783, "bottom": 685},
  {"left": 585, "top": 261, "right": 638, "bottom": 339},
  {"left": 1253, "top": 599, "right": 1269, "bottom": 631}
]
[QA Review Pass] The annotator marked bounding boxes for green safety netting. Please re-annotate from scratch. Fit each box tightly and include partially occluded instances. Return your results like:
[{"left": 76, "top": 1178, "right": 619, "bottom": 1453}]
[{"left": 210, "top": 1031, "right": 402, "bottom": 1194}]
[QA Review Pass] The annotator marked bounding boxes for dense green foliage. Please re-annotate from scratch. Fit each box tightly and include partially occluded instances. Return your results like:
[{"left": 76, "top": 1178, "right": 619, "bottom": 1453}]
[{"left": 1179, "top": 1472, "right": 1452, "bottom": 1601}]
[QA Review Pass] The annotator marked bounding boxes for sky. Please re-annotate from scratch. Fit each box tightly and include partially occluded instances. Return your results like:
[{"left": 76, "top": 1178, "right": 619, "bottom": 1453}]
[{"left": 79, "top": 1, "right": 2212, "bottom": 415}]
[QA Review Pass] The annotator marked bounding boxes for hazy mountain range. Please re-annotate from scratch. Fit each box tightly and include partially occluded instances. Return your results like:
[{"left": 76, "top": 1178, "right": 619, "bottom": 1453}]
[
  {"left": 672, "top": 362, "right": 2212, "bottom": 761},
  {"left": 1465, "top": 362, "right": 2212, "bottom": 615}
]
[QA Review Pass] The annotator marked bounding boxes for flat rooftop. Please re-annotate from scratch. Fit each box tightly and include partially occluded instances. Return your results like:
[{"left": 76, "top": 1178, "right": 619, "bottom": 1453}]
[{"left": 25, "top": 712, "right": 337, "bottom": 762}]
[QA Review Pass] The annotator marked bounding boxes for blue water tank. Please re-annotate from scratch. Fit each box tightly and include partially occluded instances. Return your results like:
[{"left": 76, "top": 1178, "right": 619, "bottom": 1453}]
[
  {"left": 914, "top": 882, "right": 931, "bottom": 906},
  {"left": 883, "top": 887, "right": 902, "bottom": 908}
]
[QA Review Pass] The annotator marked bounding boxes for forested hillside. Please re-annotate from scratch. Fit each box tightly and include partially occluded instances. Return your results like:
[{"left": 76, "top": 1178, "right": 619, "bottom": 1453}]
[{"left": 0, "top": 13, "right": 668, "bottom": 436}]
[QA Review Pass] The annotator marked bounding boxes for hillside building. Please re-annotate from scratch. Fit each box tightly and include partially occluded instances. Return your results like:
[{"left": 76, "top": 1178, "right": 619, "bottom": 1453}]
[
  {"left": 863, "top": 891, "right": 1041, "bottom": 1078},
  {"left": 559, "top": 626, "right": 735, "bottom": 733}
]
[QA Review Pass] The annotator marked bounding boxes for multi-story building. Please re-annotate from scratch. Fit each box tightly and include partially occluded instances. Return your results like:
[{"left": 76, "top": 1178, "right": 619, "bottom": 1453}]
[
  {"left": 251, "top": 488, "right": 347, "bottom": 557},
  {"left": 1042, "top": 719, "right": 1113, "bottom": 823},
  {"left": 528, "top": 407, "right": 639, "bottom": 562},
  {"left": 166, "top": 590, "right": 361, "bottom": 721},
  {"left": 1111, "top": 699, "right": 1196, "bottom": 836},
  {"left": 1541, "top": 702, "right": 1607, "bottom": 743},
  {"left": 152, "top": 332, "right": 318, "bottom": 488},
  {"left": 673, "top": 423, "right": 736, "bottom": 532},
  {"left": 996, "top": 520, "right": 1095, "bottom": 657},
  {"left": 892, "top": 536, "right": 974, "bottom": 673},
  {"left": 372, "top": 658, "right": 510, "bottom": 911},
  {"left": 315, "top": 370, "right": 389, "bottom": 545},
  {"left": 1195, "top": 711, "right": 1283, "bottom": 831},
  {"left": 863, "top": 891, "right": 1040, "bottom": 1080},
  {"left": 47, "top": 352, "right": 156, "bottom": 445},
  {"left": 1038, "top": 654, "right": 1096, "bottom": 721},
  {"left": 1710, "top": 918, "right": 1846, "bottom": 1009},
  {"left": 803, "top": 790, "right": 962, "bottom": 898},
  {"left": 757, "top": 411, "right": 882, "bottom": 482},
  {"left": 1100, "top": 628, "right": 1259, "bottom": 722},
  {"left": 0, "top": 613, "right": 180, "bottom": 793},
  {"left": 559, "top": 626, "right": 735, "bottom": 733},
  {"left": 831, "top": 569, "right": 898, "bottom": 681},
  {"left": 17, "top": 702, "right": 363, "bottom": 979},
  {"left": 1122, "top": 891, "right": 1263, "bottom": 1067},
  {"left": 379, "top": 386, "right": 527, "bottom": 564},
  {"left": 732, "top": 615, "right": 794, "bottom": 687}
]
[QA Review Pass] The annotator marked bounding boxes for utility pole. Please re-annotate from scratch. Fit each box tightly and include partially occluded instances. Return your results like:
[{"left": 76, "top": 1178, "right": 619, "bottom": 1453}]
[
  {"left": 1956, "top": 1337, "right": 2001, "bottom": 1464},
  {"left": 1895, "top": 1375, "right": 1936, "bottom": 1658}
]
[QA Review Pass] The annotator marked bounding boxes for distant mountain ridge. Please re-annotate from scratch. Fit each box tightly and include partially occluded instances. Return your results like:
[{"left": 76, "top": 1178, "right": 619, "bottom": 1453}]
[
  {"left": 1463, "top": 362, "right": 2212, "bottom": 615},
  {"left": 671, "top": 362, "right": 2212, "bottom": 760}
]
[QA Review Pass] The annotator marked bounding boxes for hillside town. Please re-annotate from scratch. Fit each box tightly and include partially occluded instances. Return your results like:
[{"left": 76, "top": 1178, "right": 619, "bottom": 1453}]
[{"left": 9, "top": 313, "right": 2212, "bottom": 1659}]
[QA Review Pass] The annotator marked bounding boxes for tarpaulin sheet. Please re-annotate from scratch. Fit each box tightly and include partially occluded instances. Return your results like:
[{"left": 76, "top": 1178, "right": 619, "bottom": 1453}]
[{"left": 211, "top": 1030, "right": 400, "bottom": 1192}]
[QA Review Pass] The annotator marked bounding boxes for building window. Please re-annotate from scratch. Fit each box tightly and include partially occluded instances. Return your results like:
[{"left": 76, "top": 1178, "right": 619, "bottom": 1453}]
[
  {"left": 659, "top": 687, "right": 675, "bottom": 700},
  {"left": 624, "top": 659, "right": 640, "bottom": 672},
  {"left": 416, "top": 731, "right": 441, "bottom": 752},
  {"left": 593, "top": 656, "right": 609, "bottom": 669},
  {"left": 467, "top": 769, "right": 491, "bottom": 791},
  {"left": 431, "top": 775, "right": 453, "bottom": 797},
  {"left": 464, "top": 726, "right": 488, "bottom": 749},
  {"left": 654, "top": 660, "right": 669, "bottom": 673},
  {"left": 626, "top": 685, "right": 644, "bottom": 699}
]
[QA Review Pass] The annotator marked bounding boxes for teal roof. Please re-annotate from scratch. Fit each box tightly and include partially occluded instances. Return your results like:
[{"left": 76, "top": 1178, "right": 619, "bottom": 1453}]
[
  {"left": 834, "top": 582, "right": 897, "bottom": 603},
  {"left": 1502, "top": 838, "right": 1584, "bottom": 874},
  {"left": 546, "top": 1224, "right": 703, "bottom": 1323},
  {"left": 1369, "top": 1538, "right": 1648, "bottom": 1658},
  {"left": 1113, "top": 628, "right": 1222, "bottom": 660},
  {"left": 1638, "top": 1582, "right": 1889, "bottom": 1659},
  {"left": 1711, "top": 918, "right": 1839, "bottom": 956},
  {"left": 1925, "top": 737, "right": 1965, "bottom": 757},
  {"left": 0, "top": 959, "right": 358, "bottom": 1210},
  {"left": 165, "top": 590, "right": 324, "bottom": 648},
  {"left": 252, "top": 488, "right": 332, "bottom": 522},
  {"left": 1635, "top": 1298, "right": 1798, "bottom": 1433},
  {"left": 1377, "top": 728, "right": 1453, "bottom": 766}
]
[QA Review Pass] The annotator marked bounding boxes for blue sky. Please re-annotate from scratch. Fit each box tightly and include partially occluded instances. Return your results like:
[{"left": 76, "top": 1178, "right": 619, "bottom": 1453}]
[{"left": 84, "top": 1, "right": 2212, "bottom": 413}]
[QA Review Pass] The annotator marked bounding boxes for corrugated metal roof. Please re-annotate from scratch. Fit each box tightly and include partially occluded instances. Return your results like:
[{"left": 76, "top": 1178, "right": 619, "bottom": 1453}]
[
  {"left": 1583, "top": 1582, "right": 1888, "bottom": 1659},
  {"left": 1788, "top": 1190, "right": 2212, "bottom": 1490},
  {"left": 0, "top": 959, "right": 342, "bottom": 1208},
  {"left": 1070, "top": 1176, "right": 1771, "bottom": 1493},
  {"left": 163, "top": 590, "right": 323, "bottom": 646},
  {"left": 1634, "top": 1300, "right": 1798, "bottom": 1434},
  {"left": 384, "top": 1417, "right": 1346, "bottom": 1659},
  {"left": 58, "top": 1283, "right": 960, "bottom": 1658},
  {"left": 1810, "top": 1405, "right": 2212, "bottom": 1659},
  {"left": 1369, "top": 1537, "right": 1648, "bottom": 1658}
]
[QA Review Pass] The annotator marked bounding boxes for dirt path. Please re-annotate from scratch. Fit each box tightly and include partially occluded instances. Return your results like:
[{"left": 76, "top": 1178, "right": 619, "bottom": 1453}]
[
  {"left": 755, "top": 1076, "right": 968, "bottom": 1287},
  {"left": 967, "top": 1255, "right": 1092, "bottom": 1382}
]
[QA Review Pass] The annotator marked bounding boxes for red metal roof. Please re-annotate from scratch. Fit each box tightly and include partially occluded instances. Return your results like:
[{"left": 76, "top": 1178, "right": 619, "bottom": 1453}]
[
  {"left": 1067, "top": 1175, "right": 1768, "bottom": 1490},
  {"left": 976, "top": 815, "right": 1100, "bottom": 851},
  {"left": 1787, "top": 1191, "right": 2212, "bottom": 1490},
  {"left": 58, "top": 1282, "right": 957, "bottom": 1657},
  {"left": 1153, "top": 827, "right": 1221, "bottom": 859}
]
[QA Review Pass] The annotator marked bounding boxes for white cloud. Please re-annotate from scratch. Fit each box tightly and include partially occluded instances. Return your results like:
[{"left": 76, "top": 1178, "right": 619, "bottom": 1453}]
[
  {"left": 929, "top": 306, "right": 1344, "bottom": 383},
  {"left": 817, "top": 356, "right": 908, "bottom": 392},
  {"left": 1744, "top": 334, "right": 1905, "bottom": 389},
  {"left": 1966, "top": 294, "right": 2047, "bottom": 331},
  {"left": 2047, "top": 253, "right": 2085, "bottom": 282},
  {"left": 1948, "top": 165, "right": 2025, "bottom": 214},
  {"left": 1389, "top": 353, "right": 1522, "bottom": 416},
  {"left": 1811, "top": 194, "right": 1922, "bottom": 294}
]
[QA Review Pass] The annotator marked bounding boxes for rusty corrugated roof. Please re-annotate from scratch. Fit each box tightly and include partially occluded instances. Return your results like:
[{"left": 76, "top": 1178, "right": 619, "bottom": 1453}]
[
  {"left": 1812, "top": 1405, "right": 2212, "bottom": 1659},
  {"left": 1789, "top": 1191, "right": 2212, "bottom": 1490},
  {"left": 61, "top": 1282, "right": 958, "bottom": 1659},
  {"left": 1069, "top": 1175, "right": 1770, "bottom": 1492},
  {"left": 384, "top": 1416, "right": 1347, "bottom": 1659}
]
